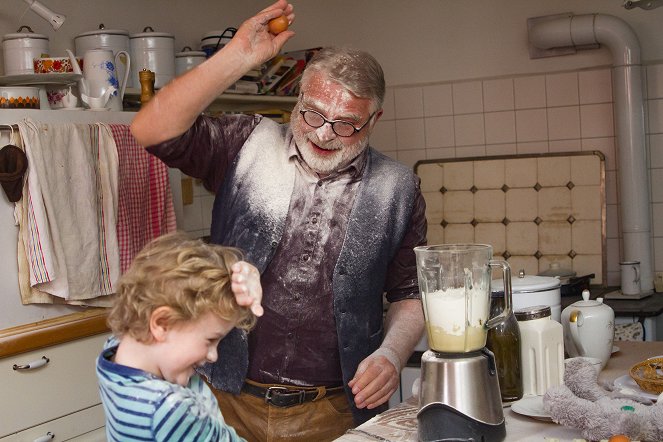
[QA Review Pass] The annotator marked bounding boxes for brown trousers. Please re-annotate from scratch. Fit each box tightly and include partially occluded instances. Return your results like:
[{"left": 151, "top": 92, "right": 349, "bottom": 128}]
[{"left": 212, "top": 381, "right": 356, "bottom": 442}]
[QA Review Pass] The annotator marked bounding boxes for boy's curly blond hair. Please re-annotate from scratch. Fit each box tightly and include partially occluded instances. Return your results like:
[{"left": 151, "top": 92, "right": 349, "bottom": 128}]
[{"left": 107, "top": 232, "right": 256, "bottom": 342}]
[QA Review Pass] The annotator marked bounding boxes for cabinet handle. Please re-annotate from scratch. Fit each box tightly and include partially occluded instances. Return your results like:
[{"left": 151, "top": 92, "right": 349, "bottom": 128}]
[
  {"left": 33, "top": 432, "right": 54, "bottom": 442},
  {"left": 13, "top": 356, "right": 50, "bottom": 371}
]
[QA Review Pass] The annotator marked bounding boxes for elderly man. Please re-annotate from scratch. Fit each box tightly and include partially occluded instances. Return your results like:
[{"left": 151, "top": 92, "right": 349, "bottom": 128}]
[{"left": 130, "top": 1, "right": 426, "bottom": 441}]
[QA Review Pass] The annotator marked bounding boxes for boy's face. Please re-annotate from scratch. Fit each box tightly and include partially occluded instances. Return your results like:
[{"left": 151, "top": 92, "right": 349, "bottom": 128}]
[{"left": 157, "top": 312, "right": 235, "bottom": 386}]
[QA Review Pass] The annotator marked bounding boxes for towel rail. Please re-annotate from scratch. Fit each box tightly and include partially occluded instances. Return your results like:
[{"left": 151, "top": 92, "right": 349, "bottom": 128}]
[{"left": 0, "top": 124, "right": 19, "bottom": 131}]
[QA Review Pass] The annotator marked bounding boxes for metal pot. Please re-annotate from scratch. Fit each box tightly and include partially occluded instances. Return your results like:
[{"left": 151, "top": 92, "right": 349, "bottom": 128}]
[
  {"left": 2, "top": 26, "right": 49, "bottom": 76},
  {"left": 493, "top": 270, "right": 561, "bottom": 322},
  {"left": 74, "top": 24, "right": 132, "bottom": 88},
  {"left": 175, "top": 47, "right": 206, "bottom": 76},
  {"left": 130, "top": 26, "right": 175, "bottom": 89}
]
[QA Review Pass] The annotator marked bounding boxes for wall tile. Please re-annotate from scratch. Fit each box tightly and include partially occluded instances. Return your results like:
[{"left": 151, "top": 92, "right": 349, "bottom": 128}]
[
  {"left": 516, "top": 109, "right": 548, "bottom": 142},
  {"left": 655, "top": 237, "right": 663, "bottom": 272},
  {"left": 506, "top": 222, "right": 538, "bottom": 254},
  {"left": 396, "top": 149, "right": 426, "bottom": 169},
  {"left": 423, "top": 190, "right": 444, "bottom": 221},
  {"left": 474, "top": 159, "right": 505, "bottom": 189},
  {"left": 573, "top": 254, "right": 603, "bottom": 283},
  {"left": 486, "top": 143, "right": 517, "bottom": 156},
  {"left": 653, "top": 203, "right": 663, "bottom": 237},
  {"left": 648, "top": 99, "right": 663, "bottom": 134},
  {"left": 444, "top": 224, "right": 475, "bottom": 243},
  {"left": 571, "top": 155, "right": 601, "bottom": 186},
  {"left": 647, "top": 64, "right": 663, "bottom": 100},
  {"left": 426, "top": 147, "right": 455, "bottom": 160},
  {"left": 371, "top": 119, "right": 397, "bottom": 152},
  {"left": 549, "top": 139, "right": 581, "bottom": 153},
  {"left": 454, "top": 113, "right": 485, "bottom": 146},
  {"left": 394, "top": 86, "right": 424, "bottom": 119},
  {"left": 579, "top": 69, "right": 612, "bottom": 104},
  {"left": 201, "top": 195, "right": 214, "bottom": 228},
  {"left": 483, "top": 78, "right": 514, "bottom": 112},
  {"left": 485, "top": 111, "right": 516, "bottom": 144},
  {"left": 650, "top": 133, "right": 663, "bottom": 168},
  {"left": 476, "top": 223, "right": 506, "bottom": 253},
  {"left": 417, "top": 163, "right": 444, "bottom": 192},
  {"left": 538, "top": 221, "right": 572, "bottom": 255},
  {"left": 425, "top": 116, "right": 455, "bottom": 147},
  {"left": 423, "top": 83, "right": 453, "bottom": 117},
  {"left": 505, "top": 158, "right": 537, "bottom": 187},
  {"left": 652, "top": 168, "right": 663, "bottom": 203},
  {"left": 515, "top": 75, "right": 546, "bottom": 109},
  {"left": 506, "top": 188, "right": 537, "bottom": 222},
  {"left": 455, "top": 145, "right": 487, "bottom": 158},
  {"left": 547, "top": 106, "right": 581, "bottom": 140},
  {"left": 606, "top": 170, "right": 618, "bottom": 205},
  {"left": 607, "top": 203, "right": 619, "bottom": 239},
  {"left": 507, "top": 256, "right": 538, "bottom": 276},
  {"left": 572, "top": 220, "right": 602, "bottom": 253},
  {"left": 180, "top": 197, "right": 204, "bottom": 232},
  {"left": 580, "top": 103, "right": 614, "bottom": 138},
  {"left": 546, "top": 72, "right": 579, "bottom": 107},
  {"left": 444, "top": 162, "right": 474, "bottom": 190},
  {"left": 517, "top": 141, "right": 549, "bottom": 155},
  {"left": 475, "top": 190, "right": 505, "bottom": 222},
  {"left": 382, "top": 87, "right": 395, "bottom": 120},
  {"left": 395, "top": 119, "right": 425, "bottom": 150},
  {"left": 428, "top": 223, "right": 444, "bottom": 245},
  {"left": 538, "top": 156, "right": 571, "bottom": 187},
  {"left": 538, "top": 188, "right": 572, "bottom": 221},
  {"left": 452, "top": 81, "right": 483, "bottom": 114},
  {"left": 607, "top": 238, "right": 621, "bottom": 273}
]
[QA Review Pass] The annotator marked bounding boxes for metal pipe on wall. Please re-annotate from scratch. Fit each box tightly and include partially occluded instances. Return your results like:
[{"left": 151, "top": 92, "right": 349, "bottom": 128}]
[{"left": 528, "top": 13, "right": 654, "bottom": 293}]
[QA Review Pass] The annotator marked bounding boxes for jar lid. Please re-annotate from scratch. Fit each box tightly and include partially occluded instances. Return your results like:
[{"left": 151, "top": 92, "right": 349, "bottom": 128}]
[
  {"left": 3, "top": 26, "right": 48, "bottom": 41},
  {"left": 176, "top": 47, "right": 206, "bottom": 58},
  {"left": 75, "top": 24, "right": 129, "bottom": 38},
  {"left": 514, "top": 305, "right": 551, "bottom": 321},
  {"left": 571, "top": 289, "right": 604, "bottom": 307},
  {"left": 130, "top": 26, "right": 174, "bottom": 39}
]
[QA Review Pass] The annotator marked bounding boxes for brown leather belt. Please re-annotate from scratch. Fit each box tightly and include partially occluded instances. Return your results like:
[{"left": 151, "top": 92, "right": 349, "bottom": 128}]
[{"left": 242, "top": 382, "right": 345, "bottom": 408}]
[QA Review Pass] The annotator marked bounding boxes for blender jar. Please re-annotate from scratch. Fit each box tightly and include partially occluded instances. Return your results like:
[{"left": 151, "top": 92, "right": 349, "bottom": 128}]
[{"left": 414, "top": 244, "right": 512, "bottom": 353}]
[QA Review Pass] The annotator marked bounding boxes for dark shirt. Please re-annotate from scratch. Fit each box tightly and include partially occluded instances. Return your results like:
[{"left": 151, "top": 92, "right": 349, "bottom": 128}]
[{"left": 147, "top": 114, "right": 427, "bottom": 387}]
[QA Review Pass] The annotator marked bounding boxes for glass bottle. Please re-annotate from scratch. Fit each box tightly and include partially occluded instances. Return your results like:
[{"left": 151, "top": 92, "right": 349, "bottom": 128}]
[{"left": 486, "top": 291, "right": 523, "bottom": 403}]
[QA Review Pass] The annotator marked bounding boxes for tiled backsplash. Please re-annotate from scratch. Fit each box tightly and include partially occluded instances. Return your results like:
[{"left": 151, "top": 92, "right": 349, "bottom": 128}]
[
  {"left": 416, "top": 152, "right": 605, "bottom": 284},
  {"left": 178, "top": 63, "right": 663, "bottom": 288}
]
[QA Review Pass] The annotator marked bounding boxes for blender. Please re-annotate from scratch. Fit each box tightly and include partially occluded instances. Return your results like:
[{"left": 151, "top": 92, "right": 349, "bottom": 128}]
[{"left": 414, "top": 244, "right": 512, "bottom": 442}]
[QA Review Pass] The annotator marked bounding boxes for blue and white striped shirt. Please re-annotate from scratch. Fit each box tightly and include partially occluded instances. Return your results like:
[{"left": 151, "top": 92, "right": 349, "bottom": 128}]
[{"left": 97, "top": 338, "right": 244, "bottom": 442}]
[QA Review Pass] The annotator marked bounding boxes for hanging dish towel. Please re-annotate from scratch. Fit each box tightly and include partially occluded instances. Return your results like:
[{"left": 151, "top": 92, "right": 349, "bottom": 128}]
[
  {"left": 18, "top": 118, "right": 120, "bottom": 301},
  {"left": 106, "top": 123, "right": 177, "bottom": 273}
]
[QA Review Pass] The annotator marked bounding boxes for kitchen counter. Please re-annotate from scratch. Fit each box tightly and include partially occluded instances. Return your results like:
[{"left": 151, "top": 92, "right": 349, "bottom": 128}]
[{"left": 335, "top": 340, "right": 663, "bottom": 442}]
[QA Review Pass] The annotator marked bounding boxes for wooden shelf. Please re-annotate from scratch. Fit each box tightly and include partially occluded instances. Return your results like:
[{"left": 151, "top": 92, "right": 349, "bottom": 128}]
[{"left": 124, "top": 88, "right": 297, "bottom": 112}]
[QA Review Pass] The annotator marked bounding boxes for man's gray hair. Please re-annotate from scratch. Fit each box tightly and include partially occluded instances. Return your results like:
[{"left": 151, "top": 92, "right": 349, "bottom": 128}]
[{"left": 301, "top": 47, "right": 385, "bottom": 112}]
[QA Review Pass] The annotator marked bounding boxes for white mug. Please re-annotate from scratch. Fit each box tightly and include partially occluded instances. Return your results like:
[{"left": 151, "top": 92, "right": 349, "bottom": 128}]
[{"left": 620, "top": 261, "right": 641, "bottom": 295}]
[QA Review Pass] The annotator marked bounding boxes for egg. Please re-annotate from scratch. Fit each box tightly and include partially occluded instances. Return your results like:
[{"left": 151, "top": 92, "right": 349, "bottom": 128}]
[
  {"left": 268, "top": 15, "right": 289, "bottom": 35},
  {"left": 608, "top": 435, "right": 631, "bottom": 442}
]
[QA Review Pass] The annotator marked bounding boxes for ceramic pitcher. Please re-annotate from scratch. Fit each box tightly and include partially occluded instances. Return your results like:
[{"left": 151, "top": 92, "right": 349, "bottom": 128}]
[{"left": 82, "top": 48, "right": 130, "bottom": 111}]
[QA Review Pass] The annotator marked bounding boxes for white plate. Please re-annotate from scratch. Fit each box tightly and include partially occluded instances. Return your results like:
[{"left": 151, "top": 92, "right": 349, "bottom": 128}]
[
  {"left": 613, "top": 374, "right": 659, "bottom": 401},
  {"left": 613, "top": 345, "right": 620, "bottom": 354},
  {"left": 0, "top": 73, "right": 81, "bottom": 86},
  {"left": 511, "top": 396, "right": 552, "bottom": 421}
]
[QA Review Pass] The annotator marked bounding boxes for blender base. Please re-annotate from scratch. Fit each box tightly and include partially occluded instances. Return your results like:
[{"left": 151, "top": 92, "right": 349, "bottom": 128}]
[{"left": 418, "top": 403, "right": 506, "bottom": 442}]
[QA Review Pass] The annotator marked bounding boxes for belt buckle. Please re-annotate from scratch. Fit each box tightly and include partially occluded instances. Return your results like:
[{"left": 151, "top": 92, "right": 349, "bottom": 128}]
[{"left": 264, "top": 386, "right": 306, "bottom": 406}]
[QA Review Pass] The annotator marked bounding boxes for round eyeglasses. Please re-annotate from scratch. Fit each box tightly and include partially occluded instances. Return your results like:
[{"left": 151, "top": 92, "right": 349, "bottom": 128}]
[{"left": 299, "top": 109, "right": 375, "bottom": 137}]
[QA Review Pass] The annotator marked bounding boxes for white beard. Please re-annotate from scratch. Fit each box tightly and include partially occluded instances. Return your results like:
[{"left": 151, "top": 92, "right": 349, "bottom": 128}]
[{"left": 292, "top": 115, "right": 368, "bottom": 175}]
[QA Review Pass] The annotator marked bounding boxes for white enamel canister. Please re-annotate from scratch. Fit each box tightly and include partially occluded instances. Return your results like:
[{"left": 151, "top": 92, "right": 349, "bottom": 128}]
[
  {"left": 492, "top": 270, "right": 562, "bottom": 322},
  {"left": 2, "top": 26, "right": 49, "bottom": 76},
  {"left": 175, "top": 47, "right": 206, "bottom": 76},
  {"left": 130, "top": 27, "right": 175, "bottom": 89},
  {"left": 74, "top": 24, "right": 132, "bottom": 88}
]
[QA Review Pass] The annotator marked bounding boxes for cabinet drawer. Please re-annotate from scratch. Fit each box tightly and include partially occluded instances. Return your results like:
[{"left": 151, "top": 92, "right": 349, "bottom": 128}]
[
  {"left": 0, "top": 333, "right": 109, "bottom": 437},
  {"left": 0, "top": 404, "right": 105, "bottom": 442}
]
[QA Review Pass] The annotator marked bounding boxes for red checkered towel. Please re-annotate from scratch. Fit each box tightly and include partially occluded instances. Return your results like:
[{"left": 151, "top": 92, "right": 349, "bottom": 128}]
[{"left": 107, "top": 124, "right": 177, "bottom": 273}]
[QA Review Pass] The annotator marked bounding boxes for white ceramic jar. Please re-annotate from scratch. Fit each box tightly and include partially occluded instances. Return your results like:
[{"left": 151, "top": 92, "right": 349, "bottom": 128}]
[
  {"left": 515, "top": 305, "right": 564, "bottom": 396},
  {"left": 560, "top": 289, "right": 615, "bottom": 369},
  {"left": 175, "top": 47, "right": 206, "bottom": 76},
  {"left": 492, "top": 270, "right": 562, "bottom": 322},
  {"left": 200, "top": 28, "right": 236, "bottom": 58},
  {"left": 74, "top": 24, "right": 132, "bottom": 88},
  {"left": 130, "top": 27, "right": 175, "bottom": 89},
  {"left": 2, "top": 26, "right": 49, "bottom": 76}
]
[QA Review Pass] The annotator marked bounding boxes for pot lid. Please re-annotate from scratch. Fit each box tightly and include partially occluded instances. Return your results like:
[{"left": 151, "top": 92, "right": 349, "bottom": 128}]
[
  {"left": 538, "top": 262, "right": 576, "bottom": 278},
  {"left": 130, "top": 26, "right": 174, "bottom": 39},
  {"left": 176, "top": 46, "right": 206, "bottom": 57},
  {"left": 3, "top": 26, "right": 48, "bottom": 41},
  {"left": 75, "top": 24, "right": 129, "bottom": 38},
  {"left": 492, "top": 270, "right": 560, "bottom": 293}
]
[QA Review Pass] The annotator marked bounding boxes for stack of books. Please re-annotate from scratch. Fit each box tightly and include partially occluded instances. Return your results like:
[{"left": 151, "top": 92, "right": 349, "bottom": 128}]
[{"left": 226, "top": 47, "right": 320, "bottom": 96}]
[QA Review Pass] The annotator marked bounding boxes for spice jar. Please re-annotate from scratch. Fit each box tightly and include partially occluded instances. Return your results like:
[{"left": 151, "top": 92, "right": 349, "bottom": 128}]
[
  {"left": 487, "top": 291, "right": 523, "bottom": 403},
  {"left": 515, "top": 305, "right": 564, "bottom": 396}
]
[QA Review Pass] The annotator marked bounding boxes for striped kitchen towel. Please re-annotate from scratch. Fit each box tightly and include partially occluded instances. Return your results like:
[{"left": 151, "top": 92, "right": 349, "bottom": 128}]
[{"left": 106, "top": 124, "right": 177, "bottom": 273}]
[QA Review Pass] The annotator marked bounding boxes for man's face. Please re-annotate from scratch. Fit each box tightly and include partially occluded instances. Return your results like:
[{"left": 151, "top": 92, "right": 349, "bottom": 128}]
[{"left": 291, "top": 71, "right": 380, "bottom": 175}]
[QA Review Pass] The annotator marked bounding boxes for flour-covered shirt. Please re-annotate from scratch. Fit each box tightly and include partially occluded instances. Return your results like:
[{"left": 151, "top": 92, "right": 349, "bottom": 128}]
[{"left": 96, "top": 337, "right": 244, "bottom": 442}]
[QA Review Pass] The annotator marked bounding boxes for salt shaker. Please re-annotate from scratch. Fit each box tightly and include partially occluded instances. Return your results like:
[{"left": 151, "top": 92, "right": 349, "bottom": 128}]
[
  {"left": 139, "top": 69, "right": 155, "bottom": 106},
  {"left": 515, "top": 305, "right": 564, "bottom": 396}
]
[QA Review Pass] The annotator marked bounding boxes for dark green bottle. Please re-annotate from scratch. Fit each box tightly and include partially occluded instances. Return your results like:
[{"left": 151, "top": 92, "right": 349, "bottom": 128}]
[{"left": 486, "top": 292, "right": 523, "bottom": 403}]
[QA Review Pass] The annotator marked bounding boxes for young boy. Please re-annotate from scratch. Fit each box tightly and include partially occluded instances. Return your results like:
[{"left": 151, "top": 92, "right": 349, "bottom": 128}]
[{"left": 97, "top": 232, "right": 263, "bottom": 442}]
